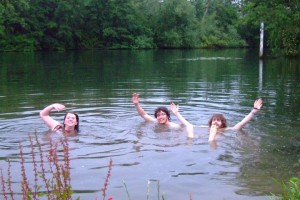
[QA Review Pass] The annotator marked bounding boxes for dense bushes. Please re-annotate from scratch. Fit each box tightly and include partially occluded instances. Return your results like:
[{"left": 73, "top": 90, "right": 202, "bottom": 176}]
[{"left": 0, "top": 0, "right": 299, "bottom": 56}]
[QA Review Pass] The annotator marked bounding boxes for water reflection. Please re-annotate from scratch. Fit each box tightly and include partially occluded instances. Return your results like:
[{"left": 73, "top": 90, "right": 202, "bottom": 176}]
[{"left": 0, "top": 50, "right": 299, "bottom": 199}]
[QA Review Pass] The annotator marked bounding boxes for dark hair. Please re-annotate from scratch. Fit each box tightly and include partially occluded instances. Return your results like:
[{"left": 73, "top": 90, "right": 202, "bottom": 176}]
[
  {"left": 208, "top": 114, "right": 227, "bottom": 128},
  {"left": 154, "top": 106, "right": 171, "bottom": 120},
  {"left": 63, "top": 112, "right": 79, "bottom": 132}
]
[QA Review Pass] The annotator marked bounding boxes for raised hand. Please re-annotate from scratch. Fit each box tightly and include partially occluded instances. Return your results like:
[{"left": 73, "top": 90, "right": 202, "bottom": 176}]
[
  {"left": 170, "top": 102, "right": 179, "bottom": 115},
  {"left": 132, "top": 93, "right": 140, "bottom": 104},
  {"left": 52, "top": 103, "right": 66, "bottom": 112},
  {"left": 254, "top": 98, "right": 263, "bottom": 110},
  {"left": 209, "top": 124, "right": 218, "bottom": 141}
]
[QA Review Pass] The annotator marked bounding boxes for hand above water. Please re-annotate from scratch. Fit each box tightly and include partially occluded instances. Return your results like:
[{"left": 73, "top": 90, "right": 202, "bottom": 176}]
[
  {"left": 132, "top": 93, "right": 140, "bottom": 104},
  {"left": 170, "top": 102, "right": 179, "bottom": 115},
  {"left": 209, "top": 125, "right": 218, "bottom": 141},
  {"left": 52, "top": 103, "right": 66, "bottom": 112},
  {"left": 253, "top": 98, "right": 263, "bottom": 110}
]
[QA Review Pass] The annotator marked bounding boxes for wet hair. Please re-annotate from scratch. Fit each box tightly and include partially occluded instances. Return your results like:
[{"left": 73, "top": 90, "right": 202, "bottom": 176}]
[
  {"left": 154, "top": 106, "right": 171, "bottom": 121},
  {"left": 63, "top": 112, "right": 79, "bottom": 132},
  {"left": 208, "top": 114, "right": 227, "bottom": 128}
]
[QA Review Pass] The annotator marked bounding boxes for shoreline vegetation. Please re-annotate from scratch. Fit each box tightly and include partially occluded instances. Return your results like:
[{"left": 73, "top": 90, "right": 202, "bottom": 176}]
[
  {"left": 0, "top": 0, "right": 299, "bottom": 57},
  {"left": 0, "top": 133, "right": 299, "bottom": 199}
]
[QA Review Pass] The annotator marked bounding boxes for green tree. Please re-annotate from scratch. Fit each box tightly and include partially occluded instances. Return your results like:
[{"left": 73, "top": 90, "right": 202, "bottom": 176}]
[
  {"left": 0, "top": 0, "right": 35, "bottom": 51},
  {"left": 239, "top": 0, "right": 300, "bottom": 56},
  {"left": 129, "top": 0, "right": 155, "bottom": 49},
  {"left": 102, "top": 0, "right": 151, "bottom": 48},
  {"left": 0, "top": 0, "right": 298, "bottom": 54},
  {"left": 194, "top": 0, "right": 245, "bottom": 48},
  {"left": 54, "top": 0, "right": 84, "bottom": 50},
  {"left": 83, "top": 0, "right": 154, "bottom": 49},
  {"left": 0, "top": 3, "right": 5, "bottom": 39},
  {"left": 27, "top": 0, "right": 84, "bottom": 51},
  {"left": 27, "top": 0, "right": 61, "bottom": 50},
  {"left": 153, "top": 0, "right": 199, "bottom": 48},
  {"left": 81, "top": 0, "right": 107, "bottom": 49}
]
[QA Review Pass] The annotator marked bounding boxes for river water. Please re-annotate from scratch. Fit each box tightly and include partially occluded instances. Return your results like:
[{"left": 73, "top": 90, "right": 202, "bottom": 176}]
[{"left": 0, "top": 49, "right": 299, "bottom": 200}]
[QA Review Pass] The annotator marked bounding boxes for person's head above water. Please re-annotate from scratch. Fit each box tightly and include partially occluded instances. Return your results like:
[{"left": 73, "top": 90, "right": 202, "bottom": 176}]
[
  {"left": 208, "top": 114, "right": 227, "bottom": 129},
  {"left": 40, "top": 103, "right": 80, "bottom": 133},
  {"left": 131, "top": 92, "right": 181, "bottom": 127},
  {"left": 63, "top": 112, "right": 79, "bottom": 132},
  {"left": 154, "top": 106, "right": 171, "bottom": 124}
]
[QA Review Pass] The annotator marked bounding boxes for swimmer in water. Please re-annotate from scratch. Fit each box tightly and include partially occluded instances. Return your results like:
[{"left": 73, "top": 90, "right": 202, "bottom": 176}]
[
  {"left": 170, "top": 98, "right": 263, "bottom": 142},
  {"left": 40, "top": 103, "right": 79, "bottom": 134},
  {"left": 132, "top": 93, "right": 180, "bottom": 129}
]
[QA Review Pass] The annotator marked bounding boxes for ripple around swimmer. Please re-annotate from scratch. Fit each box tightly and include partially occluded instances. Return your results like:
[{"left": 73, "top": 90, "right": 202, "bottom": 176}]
[{"left": 0, "top": 49, "right": 299, "bottom": 199}]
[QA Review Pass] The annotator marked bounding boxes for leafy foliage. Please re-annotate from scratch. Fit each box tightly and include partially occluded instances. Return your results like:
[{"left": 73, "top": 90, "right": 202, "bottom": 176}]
[
  {"left": 274, "top": 177, "right": 300, "bottom": 200},
  {"left": 0, "top": 133, "right": 114, "bottom": 200},
  {"left": 0, "top": 0, "right": 299, "bottom": 56},
  {"left": 238, "top": 0, "right": 300, "bottom": 56}
]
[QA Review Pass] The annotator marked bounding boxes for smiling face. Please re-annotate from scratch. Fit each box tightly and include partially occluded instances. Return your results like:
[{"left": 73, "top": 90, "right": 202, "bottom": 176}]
[
  {"left": 154, "top": 107, "right": 171, "bottom": 125},
  {"left": 63, "top": 113, "right": 79, "bottom": 131},
  {"left": 156, "top": 111, "right": 169, "bottom": 124}
]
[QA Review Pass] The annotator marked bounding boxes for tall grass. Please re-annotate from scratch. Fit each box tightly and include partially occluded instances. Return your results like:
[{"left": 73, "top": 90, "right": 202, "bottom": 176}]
[
  {"left": 0, "top": 133, "right": 74, "bottom": 199},
  {"left": 101, "top": 159, "right": 113, "bottom": 200},
  {"left": 9, "top": 133, "right": 296, "bottom": 199},
  {"left": 274, "top": 177, "right": 300, "bottom": 200},
  {"left": 0, "top": 133, "right": 113, "bottom": 200},
  {"left": 1, "top": 133, "right": 181, "bottom": 200}
]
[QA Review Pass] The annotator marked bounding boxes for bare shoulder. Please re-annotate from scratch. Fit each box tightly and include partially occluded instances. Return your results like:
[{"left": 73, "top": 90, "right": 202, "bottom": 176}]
[
  {"left": 169, "top": 122, "right": 181, "bottom": 129},
  {"left": 224, "top": 127, "right": 234, "bottom": 131}
]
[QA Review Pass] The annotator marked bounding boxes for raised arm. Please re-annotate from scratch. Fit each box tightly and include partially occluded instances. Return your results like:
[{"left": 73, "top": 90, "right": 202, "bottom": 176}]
[
  {"left": 208, "top": 124, "right": 218, "bottom": 149},
  {"left": 132, "top": 93, "right": 155, "bottom": 122},
  {"left": 170, "top": 102, "right": 194, "bottom": 138},
  {"left": 208, "top": 124, "right": 218, "bottom": 142},
  {"left": 232, "top": 98, "right": 263, "bottom": 130},
  {"left": 40, "top": 103, "right": 65, "bottom": 130}
]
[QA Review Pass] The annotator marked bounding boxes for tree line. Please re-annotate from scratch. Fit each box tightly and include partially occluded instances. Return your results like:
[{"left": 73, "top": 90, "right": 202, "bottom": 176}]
[{"left": 0, "top": 0, "right": 299, "bottom": 56}]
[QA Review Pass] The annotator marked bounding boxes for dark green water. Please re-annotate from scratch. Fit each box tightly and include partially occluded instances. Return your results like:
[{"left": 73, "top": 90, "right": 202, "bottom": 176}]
[{"left": 0, "top": 49, "right": 299, "bottom": 199}]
